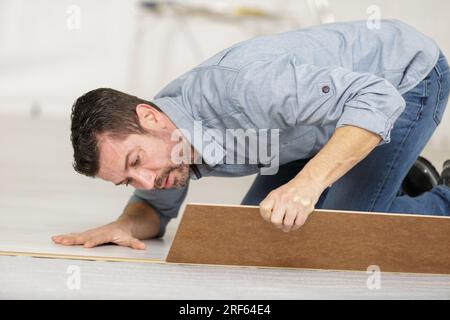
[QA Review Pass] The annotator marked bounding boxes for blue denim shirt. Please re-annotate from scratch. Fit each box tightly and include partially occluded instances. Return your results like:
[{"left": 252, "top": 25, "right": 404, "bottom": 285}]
[{"left": 129, "top": 20, "right": 440, "bottom": 236}]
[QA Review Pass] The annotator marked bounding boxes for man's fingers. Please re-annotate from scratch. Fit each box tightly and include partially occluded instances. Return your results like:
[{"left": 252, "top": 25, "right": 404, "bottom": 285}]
[
  {"left": 51, "top": 235, "right": 62, "bottom": 243},
  {"left": 282, "top": 205, "right": 298, "bottom": 233},
  {"left": 294, "top": 210, "right": 309, "bottom": 229},
  {"left": 84, "top": 234, "right": 112, "bottom": 248},
  {"left": 52, "top": 224, "right": 145, "bottom": 250},
  {"left": 52, "top": 234, "right": 73, "bottom": 243},
  {"left": 259, "top": 198, "right": 275, "bottom": 221},
  {"left": 72, "top": 235, "right": 90, "bottom": 245},
  {"left": 55, "top": 233, "right": 145, "bottom": 250},
  {"left": 52, "top": 233, "right": 89, "bottom": 246},
  {"left": 270, "top": 201, "right": 286, "bottom": 229},
  {"left": 59, "top": 237, "right": 75, "bottom": 246},
  {"left": 58, "top": 235, "right": 80, "bottom": 246}
]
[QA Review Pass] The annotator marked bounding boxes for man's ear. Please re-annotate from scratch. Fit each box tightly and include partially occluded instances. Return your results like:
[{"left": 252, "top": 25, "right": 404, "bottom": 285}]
[{"left": 136, "top": 103, "right": 162, "bottom": 130}]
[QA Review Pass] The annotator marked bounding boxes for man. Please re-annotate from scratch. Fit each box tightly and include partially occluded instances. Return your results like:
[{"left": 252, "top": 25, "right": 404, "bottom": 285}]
[{"left": 53, "top": 20, "right": 450, "bottom": 250}]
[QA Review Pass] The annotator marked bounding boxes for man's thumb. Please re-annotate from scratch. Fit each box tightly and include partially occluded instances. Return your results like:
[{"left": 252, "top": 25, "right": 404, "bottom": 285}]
[{"left": 129, "top": 238, "right": 146, "bottom": 250}]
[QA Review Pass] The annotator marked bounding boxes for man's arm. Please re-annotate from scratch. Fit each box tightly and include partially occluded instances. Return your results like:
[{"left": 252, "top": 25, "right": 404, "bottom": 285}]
[
  {"left": 298, "top": 125, "right": 382, "bottom": 190},
  {"left": 53, "top": 181, "right": 189, "bottom": 249},
  {"left": 52, "top": 201, "right": 160, "bottom": 250},
  {"left": 260, "top": 125, "right": 382, "bottom": 233},
  {"left": 232, "top": 54, "right": 406, "bottom": 232}
]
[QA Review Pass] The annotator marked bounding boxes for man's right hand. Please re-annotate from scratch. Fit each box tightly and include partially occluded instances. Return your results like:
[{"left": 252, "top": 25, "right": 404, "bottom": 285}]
[{"left": 52, "top": 220, "right": 146, "bottom": 250}]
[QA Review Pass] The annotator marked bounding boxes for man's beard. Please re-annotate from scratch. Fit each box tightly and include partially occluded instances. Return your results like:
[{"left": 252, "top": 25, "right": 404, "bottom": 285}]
[{"left": 154, "top": 164, "right": 190, "bottom": 190}]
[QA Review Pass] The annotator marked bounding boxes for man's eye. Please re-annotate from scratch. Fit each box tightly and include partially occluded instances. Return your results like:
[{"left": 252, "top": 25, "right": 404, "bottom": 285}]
[{"left": 132, "top": 155, "right": 140, "bottom": 167}]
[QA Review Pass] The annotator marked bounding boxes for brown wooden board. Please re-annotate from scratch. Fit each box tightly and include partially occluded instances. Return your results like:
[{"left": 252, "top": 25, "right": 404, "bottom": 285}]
[{"left": 166, "top": 204, "right": 450, "bottom": 275}]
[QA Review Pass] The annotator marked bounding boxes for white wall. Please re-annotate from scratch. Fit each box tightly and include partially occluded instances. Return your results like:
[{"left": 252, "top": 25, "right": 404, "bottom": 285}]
[
  {"left": 0, "top": 0, "right": 137, "bottom": 115},
  {"left": 0, "top": 0, "right": 317, "bottom": 116}
]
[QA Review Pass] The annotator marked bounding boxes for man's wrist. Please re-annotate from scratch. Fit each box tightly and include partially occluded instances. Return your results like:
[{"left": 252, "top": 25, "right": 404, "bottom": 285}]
[
  {"left": 294, "top": 167, "right": 329, "bottom": 194},
  {"left": 116, "top": 215, "right": 133, "bottom": 232}
]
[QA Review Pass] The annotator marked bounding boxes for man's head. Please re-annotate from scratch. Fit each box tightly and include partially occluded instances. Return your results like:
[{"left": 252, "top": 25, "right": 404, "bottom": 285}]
[{"left": 71, "top": 88, "right": 191, "bottom": 190}]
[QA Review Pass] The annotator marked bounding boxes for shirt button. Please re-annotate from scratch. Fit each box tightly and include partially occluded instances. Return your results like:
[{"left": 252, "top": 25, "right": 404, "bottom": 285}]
[{"left": 322, "top": 85, "right": 330, "bottom": 94}]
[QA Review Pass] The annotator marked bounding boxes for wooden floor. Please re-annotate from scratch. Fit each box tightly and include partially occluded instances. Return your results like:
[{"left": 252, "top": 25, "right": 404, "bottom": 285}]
[
  {"left": 1, "top": 115, "right": 449, "bottom": 299},
  {"left": 2, "top": 255, "right": 450, "bottom": 299}
]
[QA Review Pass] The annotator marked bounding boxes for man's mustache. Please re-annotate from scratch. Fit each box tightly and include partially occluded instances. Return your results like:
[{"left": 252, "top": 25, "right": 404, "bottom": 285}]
[{"left": 154, "top": 166, "right": 181, "bottom": 189}]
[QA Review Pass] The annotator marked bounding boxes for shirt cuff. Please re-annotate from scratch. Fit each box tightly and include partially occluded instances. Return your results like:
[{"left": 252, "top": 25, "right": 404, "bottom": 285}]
[{"left": 336, "top": 106, "right": 394, "bottom": 144}]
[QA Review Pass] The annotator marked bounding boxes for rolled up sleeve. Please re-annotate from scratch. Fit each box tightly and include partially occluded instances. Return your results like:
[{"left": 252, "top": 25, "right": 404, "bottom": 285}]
[
  {"left": 232, "top": 54, "right": 406, "bottom": 144},
  {"left": 127, "top": 182, "right": 189, "bottom": 238},
  {"left": 332, "top": 69, "right": 406, "bottom": 143}
]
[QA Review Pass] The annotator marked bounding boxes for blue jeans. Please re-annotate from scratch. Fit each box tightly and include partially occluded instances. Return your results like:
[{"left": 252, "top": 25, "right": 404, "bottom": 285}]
[{"left": 242, "top": 51, "right": 450, "bottom": 216}]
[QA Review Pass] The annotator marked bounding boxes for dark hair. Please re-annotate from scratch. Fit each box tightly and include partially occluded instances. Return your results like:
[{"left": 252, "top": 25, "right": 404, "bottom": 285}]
[{"left": 70, "top": 88, "right": 161, "bottom": 177}]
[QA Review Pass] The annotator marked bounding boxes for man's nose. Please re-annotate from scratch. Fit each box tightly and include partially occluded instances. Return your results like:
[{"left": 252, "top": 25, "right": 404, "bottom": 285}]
[{"left": 131, "top": 169, "right": 156, "bottom": 189}]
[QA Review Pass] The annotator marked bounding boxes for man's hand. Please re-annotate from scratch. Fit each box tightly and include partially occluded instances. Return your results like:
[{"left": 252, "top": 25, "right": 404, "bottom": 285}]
[
  {"left": 52, "top": 201, "right": 160, "bottom": 250},
  {"left": 52, "top": 220, "right": 146, "bottom": 250},
  {"left": 259, "top": 126, "right": 382, "bottom": 233},
  {"left": 259, "top": 177, "right": 322, "bottom": 233}
]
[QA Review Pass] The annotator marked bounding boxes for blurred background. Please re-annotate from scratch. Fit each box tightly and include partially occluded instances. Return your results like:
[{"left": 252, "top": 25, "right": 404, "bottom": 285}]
[{"left": 1, "top": 0, "right": 449, "bottom": 231}]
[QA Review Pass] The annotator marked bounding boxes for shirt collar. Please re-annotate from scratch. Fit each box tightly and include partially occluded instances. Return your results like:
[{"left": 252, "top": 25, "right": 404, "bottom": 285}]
[{"left": 152, "top": 97, "right": 225, "bottom": 167}]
